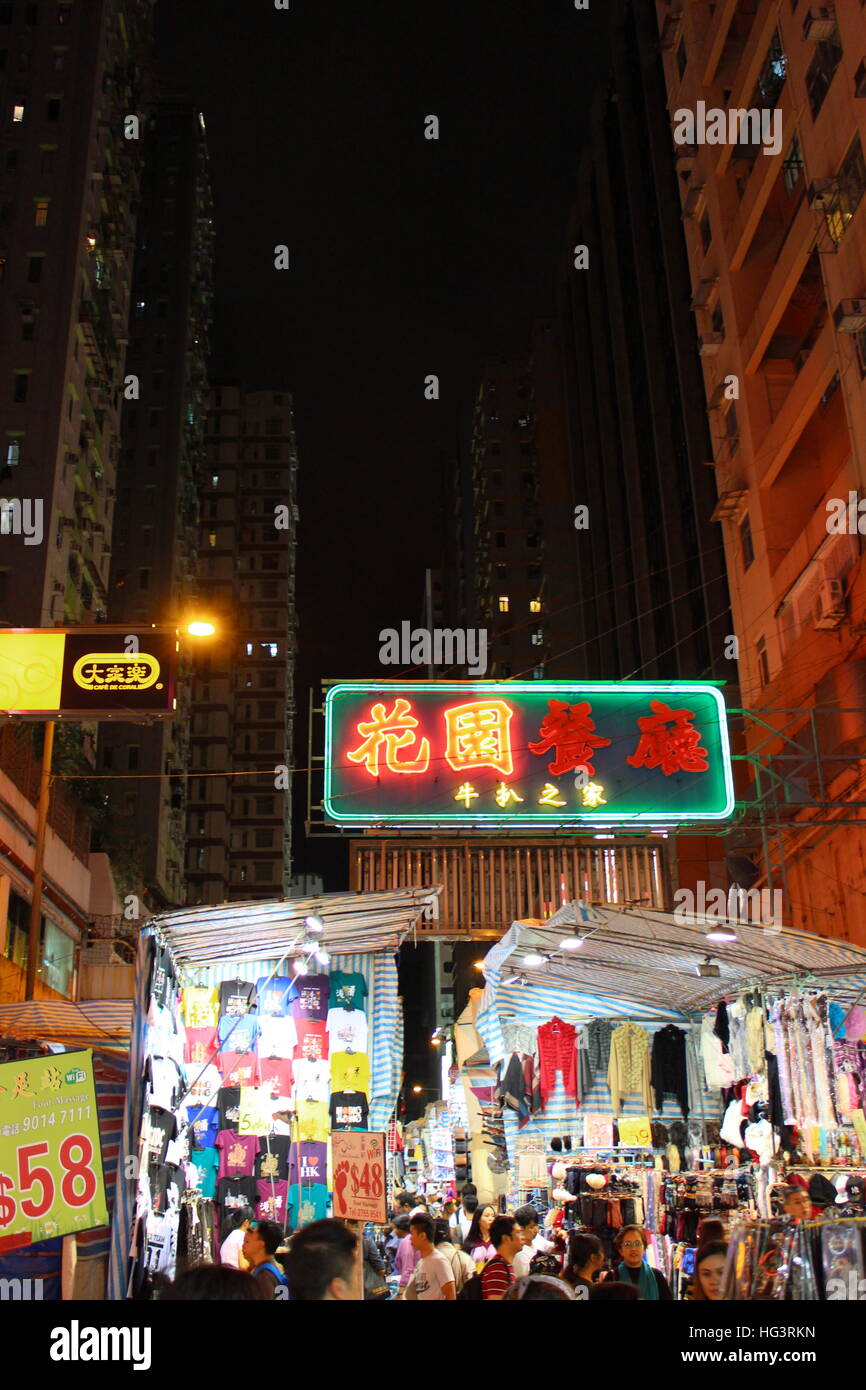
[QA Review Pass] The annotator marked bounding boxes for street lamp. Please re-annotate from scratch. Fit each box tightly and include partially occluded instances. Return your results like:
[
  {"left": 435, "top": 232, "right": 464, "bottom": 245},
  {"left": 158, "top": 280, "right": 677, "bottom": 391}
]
[{"left": 186, "top": 619, "right": 216, "bottom": 638}]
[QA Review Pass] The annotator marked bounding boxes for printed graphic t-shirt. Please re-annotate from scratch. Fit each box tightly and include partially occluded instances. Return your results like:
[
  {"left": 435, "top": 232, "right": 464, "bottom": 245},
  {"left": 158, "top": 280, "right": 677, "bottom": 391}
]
[
  {"left": 326, "top": 1008, "right": 368, "bottom": 1054},
  {"left": 218, "top": 1052, "right": 258, "bottom": 1088},
  {"left": 189, "top": 1147, "right": 220, "bottom": 1199},
  {"left": 294, "top": 1019, "right": 328, "bottom": 1063},
  {"left": 217, "top": 1085, "right": 242, "bottom": 1132},
  {"left": 288, "top": 1140, "right": 328, "bottom": 1186},
  {"left": 294, "top": 1183, "right": 330, "bottom": 1225},
  {"left": 183, "top": 1062, "right": 222, "bottom": 1108},
  {"left": 184, "top": 1026, "right": 219, "bottom": 1067},
  {"left": 296, "top": 1098, "right": 330, "bottom": 1143},
  {"left": 415, "top": 1250, "right": 456, "bottom": 1300},
  {"left": 329, "top": 970, "right": 367, "bottom": 1011},
  {"left": 256, "top": 1056, "right": 294, "bottom": 1104},
  {"left": 257, "top": 1015, "right": 298, "bottom": 1059},
  {"left": 182, "top": 985, "right": 220, "bottom": 1031},
  {"left": 329, "top": 1090, "right": 369, "bottom": 1131},
  {"left": 217, "top": 1013, "right": 259, "bottom": 1053},
  {"left": 254, "top": 1135, "right": 291, "bottom": 1181},
  {"left": 330, "top": 1051, "right": 370, "bottom": 1095},
  {"left": 216, "top": 1129, "right": 260, "bottom": 1181},
  {"left": 185, "top": 1103, "right": 219, "bottom": 1149},
  {"left": 293, "top": 1057, "right": 330, "bottom": 1103},
  {"left": 255, "top": 975, "right": 294, "bottom": 1017},
  {"left": 256, "top": 1179, "right": 293, "bottom": 1225},
  {"left": 216, "top": 1176, "right": 258, "bottom": 1226},
  {"left": 218, "top": 977, "right": 257, "bottom": 1018},
  {"left": 288, "top": 974, "right": 330, "bottom": 1023}
]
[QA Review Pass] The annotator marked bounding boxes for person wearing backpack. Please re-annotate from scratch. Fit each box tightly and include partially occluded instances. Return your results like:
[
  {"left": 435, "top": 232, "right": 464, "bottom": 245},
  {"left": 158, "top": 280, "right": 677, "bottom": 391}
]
[
  {"left": 433, "top": 1217, "right": 475, "bottom": 1293},
  {"left": 242, "top": 1219, "right": 288, "bottom": 1296},
  {"left": 479, "top": 1215, "right": 521, "bottom": 1300}
]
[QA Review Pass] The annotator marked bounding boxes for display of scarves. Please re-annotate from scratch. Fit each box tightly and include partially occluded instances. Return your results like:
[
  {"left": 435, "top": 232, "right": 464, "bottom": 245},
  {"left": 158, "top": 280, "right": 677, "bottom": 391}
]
[{"left": 771, "top": 994, "right": 839, "bottom": 1131}]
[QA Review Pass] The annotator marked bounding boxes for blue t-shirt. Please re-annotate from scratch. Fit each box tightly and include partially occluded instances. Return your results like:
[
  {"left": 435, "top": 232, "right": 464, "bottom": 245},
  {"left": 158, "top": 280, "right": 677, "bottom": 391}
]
[
  {"left": 217, "top": 1012, "right": 259, "bottom": 1052},
  {"left": 253, "top": 1260, "right": 288, "bottom": 1288},
  {"left": 255, "top": 975, "right": 294, "bottom": 1017},
  {"left": 185, "top": 1104, "right": 219, "bottom": 1148},
  {"left": 293, "top": 1182, "right": 330, "bottom": 1225},
  {"left": 190, "top": 1147, "right": 220, "bottom": 1199}
]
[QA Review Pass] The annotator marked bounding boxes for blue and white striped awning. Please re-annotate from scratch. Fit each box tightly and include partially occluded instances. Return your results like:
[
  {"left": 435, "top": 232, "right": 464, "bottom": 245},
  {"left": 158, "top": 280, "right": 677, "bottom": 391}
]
[
  {"left": 482, "top": 904, "right": 866, "bottom": 1016},
  {"left": 0, "top": 999, "right": 132, "bottom": 1049}
]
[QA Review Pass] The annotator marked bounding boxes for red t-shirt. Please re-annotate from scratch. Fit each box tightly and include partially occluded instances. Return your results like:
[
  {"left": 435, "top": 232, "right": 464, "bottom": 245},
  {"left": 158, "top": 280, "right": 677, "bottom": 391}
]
[
  {"left": 184, "top": 1027, "right": 218, "bottom": 1066},
  {"left": 293, "top": 1020, "right": 328, "bottom": 1063},
  {"left": 481, "top": 1256, "right": 515, "bottom": 1300}
]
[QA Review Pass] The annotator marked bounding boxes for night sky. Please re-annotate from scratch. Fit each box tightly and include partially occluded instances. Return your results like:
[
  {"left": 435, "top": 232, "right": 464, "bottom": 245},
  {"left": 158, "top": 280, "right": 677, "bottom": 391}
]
[{"left": 156, "top": 0, "right": 610, "bottom": 882}]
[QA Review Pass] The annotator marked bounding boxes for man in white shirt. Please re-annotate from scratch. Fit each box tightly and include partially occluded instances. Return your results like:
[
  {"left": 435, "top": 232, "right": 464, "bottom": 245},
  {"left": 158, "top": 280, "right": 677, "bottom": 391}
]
[
  {"left": 408, "top": 1212, "right": 456, "bottom": 1300},
  {"left": 452, "top": 1187, "right": 478, "bottom": 1244},
  {"left": 512, "top": 1205, "right": 555, "bottom": 1278}
]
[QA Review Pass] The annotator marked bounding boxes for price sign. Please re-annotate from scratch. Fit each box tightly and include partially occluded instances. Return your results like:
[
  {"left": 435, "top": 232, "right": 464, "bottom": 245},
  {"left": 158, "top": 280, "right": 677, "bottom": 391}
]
[
  {"left": 331, "top": 1131, "right": 387, "bottom": 1224},
  {"left": 0, "top": 1049, "right": 107, "bottom": 1251}
]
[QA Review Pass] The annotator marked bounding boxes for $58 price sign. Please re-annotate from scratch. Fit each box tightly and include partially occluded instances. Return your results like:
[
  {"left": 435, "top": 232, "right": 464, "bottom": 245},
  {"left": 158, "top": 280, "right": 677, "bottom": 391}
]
[{"left": 0, "top": 1135, "right": 99, "bottom": 1229}]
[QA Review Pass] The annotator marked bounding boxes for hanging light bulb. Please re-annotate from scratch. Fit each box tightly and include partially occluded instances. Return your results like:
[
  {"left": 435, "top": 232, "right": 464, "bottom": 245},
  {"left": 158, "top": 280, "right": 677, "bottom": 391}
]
[
  {"left": 305, "top": 914, "right": 324, "bottom": 933},
  {"left": 293, "top": 957, "right": 308, "bottom": 976},
  {"left": 521, "top": 951, "right": 548, "bottom": 969},
  {"left": 315, "top": 947, "right": 330, "bottom": 966}
]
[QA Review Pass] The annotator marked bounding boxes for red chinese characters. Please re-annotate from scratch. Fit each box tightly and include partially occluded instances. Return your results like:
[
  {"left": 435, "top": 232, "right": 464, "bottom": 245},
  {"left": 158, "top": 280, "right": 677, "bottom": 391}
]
[
  {"left": 346, "top": 698, "right": 430, "bottom": 775},
  {"left": 528, "top": 700, "right": 611, "bottom": 777},
  {"left": 625, "top": 700, "right": 708, "bottom": 776}
]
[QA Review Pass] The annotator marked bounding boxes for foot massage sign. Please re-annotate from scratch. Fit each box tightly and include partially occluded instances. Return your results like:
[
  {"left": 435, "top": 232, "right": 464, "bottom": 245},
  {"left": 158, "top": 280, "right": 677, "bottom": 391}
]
[
  {"left": 330, "top": 1131, "right": 387, "bottom": 1224},
  {"left": 324, "top": 681, "right": 734, "bottom": 825},
  {"left": 0, "top": 1049, "right": 108, "bottom": 1252}
]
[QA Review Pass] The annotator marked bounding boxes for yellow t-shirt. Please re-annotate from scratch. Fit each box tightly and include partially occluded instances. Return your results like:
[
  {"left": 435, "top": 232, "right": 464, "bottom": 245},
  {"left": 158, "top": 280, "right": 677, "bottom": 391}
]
[
  {"left": 182, "top": 985, "right": 219, "bottom": 1031},
  {"left": 297, "top": 1099, "right": 330, "bottom": 1143},
  {"left": 330, "top": 1051, "right": 370, "bottom": 1095}
]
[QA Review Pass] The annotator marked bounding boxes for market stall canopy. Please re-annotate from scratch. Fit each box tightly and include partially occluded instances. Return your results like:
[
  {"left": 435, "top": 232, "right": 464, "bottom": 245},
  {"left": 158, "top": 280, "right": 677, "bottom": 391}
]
[
  {"left": 148, "top": 886, "right": 441, "bottom": 967},
  {"left": 0, "top": 998, "right": 132, "bottom": 1048},
  {"left": 482, "top": 903, "right": 866, "bottom": 1016}
]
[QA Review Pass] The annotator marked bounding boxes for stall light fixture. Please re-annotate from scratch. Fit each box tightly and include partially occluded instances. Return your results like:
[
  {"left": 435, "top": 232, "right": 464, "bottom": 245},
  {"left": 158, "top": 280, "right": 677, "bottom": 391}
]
[
  {"left": 521, "top": 951, "right": 548, "bottom": 969},
  {"left": 315, "top": 947, "right": 330, "bottom": 966},
  {"left": 559, "top": 931, "right": 586, "bottom": 951},
  {"left": 473, "top": 959, "right": 485, "bottom": 969},
  {"left": 305, "top": 915, "right": 325, "bottom": 933},
  {"left": 292, "top": 958, "right": 309, "bottom": 976},
  {"left": 705, "top": 924, "right": 738, "bottom": 944},
  {"left": 412, "top": 1085, "right": 422, "bottom": 1094}
]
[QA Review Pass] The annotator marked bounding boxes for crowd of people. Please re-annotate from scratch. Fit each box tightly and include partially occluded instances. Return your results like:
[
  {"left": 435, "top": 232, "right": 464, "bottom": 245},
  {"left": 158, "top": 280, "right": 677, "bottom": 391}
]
[{"left": 154, "top": 1180, "right": 817, "bottom": 1301}]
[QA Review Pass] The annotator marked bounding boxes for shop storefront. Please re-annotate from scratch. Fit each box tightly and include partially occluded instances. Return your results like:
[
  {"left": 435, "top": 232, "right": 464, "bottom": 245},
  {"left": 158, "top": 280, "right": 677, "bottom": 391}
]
[{"left": 106, "top": 888, "right": 437, "bottom": 1299}]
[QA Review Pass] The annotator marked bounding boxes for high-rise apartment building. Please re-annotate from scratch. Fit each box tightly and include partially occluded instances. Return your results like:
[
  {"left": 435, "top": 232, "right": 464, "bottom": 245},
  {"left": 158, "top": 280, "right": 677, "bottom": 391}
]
[
  {"left": 0, "top": 0, "right": 152, "bottom": 625},
  {"left": 99, "top": 96, "right": 213, "bottom": 909},
  {"left": 657, "top": 1, "right": 866, "bottom": 944},
  {"left": 187, "top": 384, "right": 299, "bottom": 903}
]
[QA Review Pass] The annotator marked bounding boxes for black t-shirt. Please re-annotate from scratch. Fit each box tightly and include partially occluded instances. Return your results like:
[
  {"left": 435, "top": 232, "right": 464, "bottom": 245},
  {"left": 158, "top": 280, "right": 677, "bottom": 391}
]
[
  {"left": 254, "top": 1135, "right": 291, "bottom": 1181},
  {"left": 150, "top": 944, "right": 176, "bottom": 1010},
  {"left": 217, "top": 1085, "right": 242, "bottom": 1133},
  {"left": 151, "top": 1162, "right": 183, "bottom": 1215},
  {"left": 218, "top": 977, "right": 257, "bottom": 1018},
  {"left": 217, "top": 1176, "right": 259, "bottom": 1227},
  {"left": 145, "top": 1105, "right": 177, "bottom": 1164},
  {"left": 329, "top": 1091, "right": 369, "bottom": 1131}
]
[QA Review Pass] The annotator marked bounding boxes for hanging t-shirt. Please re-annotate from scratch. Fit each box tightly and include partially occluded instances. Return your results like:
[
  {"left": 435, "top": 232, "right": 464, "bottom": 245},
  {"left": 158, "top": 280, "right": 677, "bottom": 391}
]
[
  {"left": 296, "top": 1099, "right": 330, "bottom": 1143},
  {"left": 182, "top": 985, "right": 220, "bottom": 1031},
  {"left": 184, "top": 1026, "right": 219, "bottom": 1067},
  {"left": 150, "top": 945, "right": 175, "bottom": 1010},
  {"left": 144, "top": 1106, "right": 177, "bottom": 1165},
  {"left": 329, "top": 1090, "right": 369, "bottom": 1131},
  {"left": 217, "top": 1013, "right": 259, "bottom": 1054},
  {"left": 144, "top": 1210, "right": 179, "bottom": 1276},
  {"left": 288, "top": 1140, "right": 328, "bottom": 1187},
  {"left": 255, "top": 1135, "right": 291, "bottom": 1181},
  {"left": 183, "top": 1062, "right": 222, "bottom": 1108},
  {"left": 294, "top": 1019, "right": 329, "bottom": 1063},
  {"left": 257, "top": 1056, "right": 294, "bottom": 1104},
  {"left": 188, "top": 1148, "right": 220, "bottom": 1200},
  {"left": 216, "top": 1129, "right": 260, "bottom": 1181},
  {"left": 288, "top": 975, "right": 330, "bottom": 1023},
  {"left": 185, "top": 1104, "right": 219, "bottom": 1149},
  {"left": 146, "top": 1000, "right": 185, "bottom": 1068},
  {"left": 218, "top": 1053, "right": 258, "bottom": 1088},
  {"left": 330, "top": 1051, "right": 370, "bottom": 1095},
  {"left": 256, "top": 1179, "right": 293, "bottom": 1225},
  {"left": 145, "top": 1055, "right": 184, "bottom": 1111},
  {"left": 257, "top": 1014, "right": 298, "bottom": 1059},
  {"left": 151, "top": 1162, "right": 183, "bottom": 1215},
  {"left": 219, "top": 978, "right": 257, "bottom": 1018},
  {"left": 255, "top": 975, "right": 294, "bottom": 1017},
  {"left": 293, "top": 1057, "right": 330, "bottom": 1104},
  {"left": 329, "top": 971, "right": 367, "bottom": 1011},
  {"left": 217, "top": 1085, "right": 242, "bottom": 1132},
  {"left": 216, "top": 1176, "right": 259, "bottom": 1226},
  {"left": 326, "top": 1008, "right": 368, "bottom": 1054},
  {"left": 294, "top": 1183, "right": 330, "bottom": 1225}
]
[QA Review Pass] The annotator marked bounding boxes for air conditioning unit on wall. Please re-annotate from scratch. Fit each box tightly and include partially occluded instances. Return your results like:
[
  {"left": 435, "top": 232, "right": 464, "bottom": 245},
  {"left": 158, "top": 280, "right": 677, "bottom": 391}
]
[{"left": 813, "top": 578, "right": 846, "bottom": 630}]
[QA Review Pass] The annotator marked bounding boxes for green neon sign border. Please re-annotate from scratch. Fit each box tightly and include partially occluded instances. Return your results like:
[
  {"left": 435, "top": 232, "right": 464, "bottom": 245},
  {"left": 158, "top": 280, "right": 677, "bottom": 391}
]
[{"left": 323, "top": 680, "right": 736, "bottom": 825}]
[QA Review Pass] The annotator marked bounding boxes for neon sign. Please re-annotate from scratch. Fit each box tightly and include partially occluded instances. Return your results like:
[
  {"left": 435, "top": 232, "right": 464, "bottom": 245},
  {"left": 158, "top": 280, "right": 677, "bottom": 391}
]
[{"left": 324, "top": 681, "right": 734, "bottom": 825}]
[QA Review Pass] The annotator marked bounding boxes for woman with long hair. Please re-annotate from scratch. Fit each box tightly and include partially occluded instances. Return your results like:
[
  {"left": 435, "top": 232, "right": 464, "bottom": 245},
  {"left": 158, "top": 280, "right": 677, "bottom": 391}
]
[
  {"left": 686, "top": 1242, "right": 728, "bottom": 1301},
  {"left": 463, "top": 1202, "right": 497, "bottom": 1270}
]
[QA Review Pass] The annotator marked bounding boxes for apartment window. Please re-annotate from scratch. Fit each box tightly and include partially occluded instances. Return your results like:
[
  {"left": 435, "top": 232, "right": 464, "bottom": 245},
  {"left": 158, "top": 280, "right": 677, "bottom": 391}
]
[
  {"left": 46, "top": 98, "right": 61, "bottom": 122},
  {"left": 530, "top": 630, "right": 544, "bottom": 647},
  {"left": 139, "top": 568, "right": 150, "bottom": 590},
  {"left": 12, "top": 103, "right": 24, "bottom": 123},
  {"left": 21, "top": 309, "right": 34, "bottom": 340},
  {"left": 260, "top": 642, "right": 279, "bottom": 657},
  {"left": 0, "top": 6, "right": 11, "bottom": 22},
  {"left": 529, "top": 598, "right": 541, "bottom": 613},
  {"left": 265, "top": 418, "right": 281, "bottom": 433},
  {"left": 500, "top": 663, "right": 512, "bottom": 678},
  {"left": 26, "top": 4, "right": 38, "bottom": 23},
  {"left": 489, "top": 442, "right": 501, "bottom": 456},
  {"left": 825, "top": 137, "right": 866, "bottom": 247},
  {"left": 739, "top": 513, "right": 754, "bottom": 570},
  {"left": 498, "top": 595, "right": 509, "bottom": 612},
  {"left": 0, "top": 502, "right": 15, "bottom": 533},
  {"left": 102, "top": 746, "right": 114, "bottom": 769},
  {"left": 675, "top": 38, "right": 687, "bottom": 81},
  {"left": 726, "top": 402, "right": 740, "bottom": 454},
  {"left": 128, "top": 746, "right": 139, "bottom": 771},
  {"left": 255, "top": 796, "right": 273, "bottom": 815},
  {"left": 491, "top": 470, "right": 503, "bottom": 489},
  {"left": 254, "top": 862, "right": 272, "bottom": 883},
  {"left": 6, "top": 439, "right": 21, "bottom": 467},
  {"left": 259, "top": 669, "right": 278, "bottom": 688},
  {"left": 40, "top": 148, "right": 54, "bottom": 174},
  {"left": 783, "top": 134, "right": 804, "bottom": 195},
  {"left": 256, "top": 732, "right": 276, "bottom": 752},
  {"left": 495, "top": 532, "right": 506, "bottom": 549},
  {"left": 5, "top": 150, "right": 16, "bottom": 170},
  {"left": 239, "top": 865, "right": 247, "bottom": 883},
  {"left": 151, "top": 372, "right": 163, "bottom": 391},
  {"left": 0, "top": 257, "right": 5, "bottom": 282},
  {"left": 208, "top": 532, "right": 216, "bottom": 547},
  {"left": 13, "top": 371, "right": 29, "bottom": 403},
  {"left": 211, "top": 474, "right": 219, "bottom": 487},
  {"left": 699, "top": 210, "right": 712, "bottom": 255},
  {"left": 196, "top": 847, "right": 205, "bottom": 870},
  {"left": 756, "top": 635, "right": 770, "bottom": 688},
  {"left": 806, "top": 31, "right": 843, "bottom": 120},
  {"left": 254, "top": 829, "right": 272, "bottom": 848},
  {"left": 27, "top": 255, "right": 43, "bottom": 282},
  {"left": 196, "top": 814, "right": 206, "bottom": 836}
]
